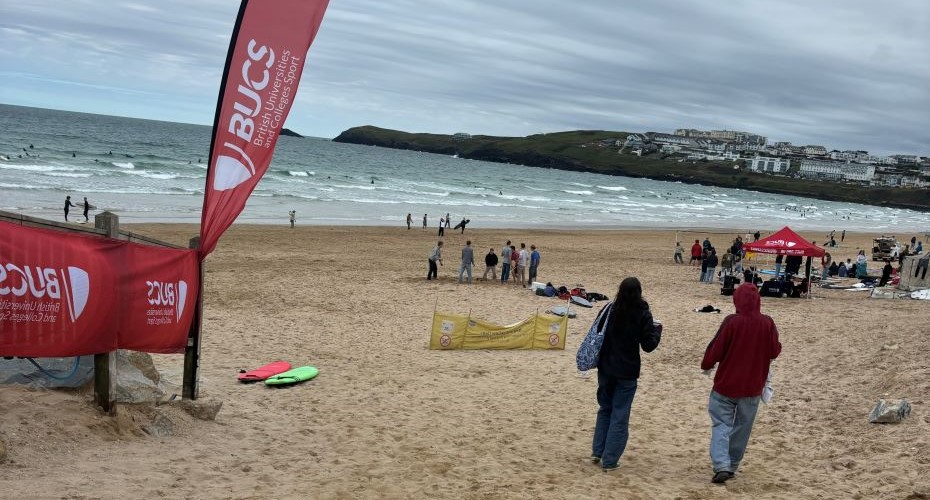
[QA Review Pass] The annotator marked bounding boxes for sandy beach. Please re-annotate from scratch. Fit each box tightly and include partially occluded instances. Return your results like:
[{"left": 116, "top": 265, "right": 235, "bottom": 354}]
[{"left": 1, "top": 224, "right": 928, "bottom": 499}]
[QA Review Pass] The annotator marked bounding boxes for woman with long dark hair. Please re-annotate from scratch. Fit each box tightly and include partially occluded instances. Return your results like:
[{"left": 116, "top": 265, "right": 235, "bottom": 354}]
[{"left": 591, "top": 277, "right": 661, "bottom": 471}]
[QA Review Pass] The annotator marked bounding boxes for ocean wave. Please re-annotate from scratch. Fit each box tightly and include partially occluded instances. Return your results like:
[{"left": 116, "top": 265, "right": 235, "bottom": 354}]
[
  {"left": 123, "top": 170, "right": 179, "bottom": 180},
  {"left": 569, "top": 182, "right": 593, "bottom": 188},
  {"left": 0, "top": 163, "right": 78, "bottom": 173},
  {"left": 112, "top": 162, "right": 135, "bottom": 169},
  {"left": 44, "top": 172, "right": 92, "bottom": 178},
  {"left": 288, "top": 170, "right": 315, "bottom": 177},
  {"left": 597, "top": 185, "right": 628, "bottom": 191},
  {"left": 563, "top": 189, "right": 593, "bottom": 195}
]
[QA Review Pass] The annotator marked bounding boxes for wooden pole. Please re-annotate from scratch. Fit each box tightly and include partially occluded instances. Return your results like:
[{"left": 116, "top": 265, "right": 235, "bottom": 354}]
[
  {"left": 183, "top": 236, "right": 204, "bottom": 400},
  {"left": 93, "top": 211, "right": 120, "bottom": 413}
]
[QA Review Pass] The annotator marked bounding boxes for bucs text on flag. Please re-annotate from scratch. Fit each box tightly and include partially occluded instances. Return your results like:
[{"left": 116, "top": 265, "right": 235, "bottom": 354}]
[{"left": 199, "top": 0, "right": 330, "bottom": 258}]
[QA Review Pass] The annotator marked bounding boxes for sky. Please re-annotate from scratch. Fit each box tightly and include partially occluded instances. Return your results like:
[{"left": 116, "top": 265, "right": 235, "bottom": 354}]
[{"left": 1, "top": 0, "right": 928, "bottom": 155}]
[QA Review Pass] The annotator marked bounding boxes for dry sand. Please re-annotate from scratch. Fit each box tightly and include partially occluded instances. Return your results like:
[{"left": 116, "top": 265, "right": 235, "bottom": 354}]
[{"left": 1, "top": 225, "right": 928, "bottom": 499}]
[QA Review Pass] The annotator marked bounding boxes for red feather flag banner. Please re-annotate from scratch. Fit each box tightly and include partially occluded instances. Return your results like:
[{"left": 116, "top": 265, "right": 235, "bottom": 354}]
[{"left": 199, "top": 0, "right": 330, "bottom": 258}]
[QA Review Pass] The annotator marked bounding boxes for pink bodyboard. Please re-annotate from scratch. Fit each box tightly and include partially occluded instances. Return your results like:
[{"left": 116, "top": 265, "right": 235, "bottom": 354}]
[{"left": 238, "top": 361, "right": 292, "bottom": 382}]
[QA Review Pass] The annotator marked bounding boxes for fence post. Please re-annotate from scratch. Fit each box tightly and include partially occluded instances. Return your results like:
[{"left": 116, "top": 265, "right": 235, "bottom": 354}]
[
  {"left": 183, "top": 236, "right": 204, "bottom": 400},
  {"left": 93, "top": 211, "right": 120, "bottom": 413}
]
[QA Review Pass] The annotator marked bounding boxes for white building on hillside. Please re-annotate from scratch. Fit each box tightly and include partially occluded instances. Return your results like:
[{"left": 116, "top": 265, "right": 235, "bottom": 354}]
[
  {"left": 800, "top": 160, "right": 875, "bottom": 182},
  {"left": 803, "top": 145, "right": 827, "bottom": 156},
  {"left": 748, "top": 156, "right": 789, "bottom": 173}
]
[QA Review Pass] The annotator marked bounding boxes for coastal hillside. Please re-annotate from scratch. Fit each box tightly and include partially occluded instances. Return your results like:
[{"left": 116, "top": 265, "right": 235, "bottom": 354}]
[{"left": 333, "top": 126, "right": 930, "bottom": 211}]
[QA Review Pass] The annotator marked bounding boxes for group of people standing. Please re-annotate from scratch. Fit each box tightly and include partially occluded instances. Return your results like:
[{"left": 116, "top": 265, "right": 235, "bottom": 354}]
[
  {"left": 412, "top": 213, "right": 471, "bottom": 235},
  {"left": 590, "top": 277, "right": 780, "bottom": 484},
  {"left": 427, "top": 238, "right": 540, "bottom": 286},
  {"left": 687, "top": 236, "right": 747, "bottom": 283}
]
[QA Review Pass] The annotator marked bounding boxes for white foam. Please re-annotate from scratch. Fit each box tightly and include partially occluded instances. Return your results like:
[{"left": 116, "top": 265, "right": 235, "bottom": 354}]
[
  {"left": 597, "top": 185, "right": 627, "bottom": 191},
  {"left": 563, "top": 189, "right": 593, "bottom": 195},
  {"left": 112, "top": 162, "right": 135, "bottom": 169}
]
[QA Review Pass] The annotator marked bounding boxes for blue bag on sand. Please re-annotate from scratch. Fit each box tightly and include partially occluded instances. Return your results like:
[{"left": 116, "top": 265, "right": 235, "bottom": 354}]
[{"left": 576, "top": 302, "right": 613, "bottom": 372}]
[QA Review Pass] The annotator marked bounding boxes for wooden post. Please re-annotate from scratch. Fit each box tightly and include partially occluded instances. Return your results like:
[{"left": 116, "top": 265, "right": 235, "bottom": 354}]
[
  {"left": 183, "top": 236, "right": 204, "bottom": 400},
  {"left": 93, "top": 211, "right": 120, "bottom": 413}
]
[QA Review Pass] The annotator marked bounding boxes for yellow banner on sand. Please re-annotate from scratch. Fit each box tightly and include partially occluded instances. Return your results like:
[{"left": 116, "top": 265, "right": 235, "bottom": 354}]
[{"left": 429, "top": 311, "right": 567, "bottom": 350}]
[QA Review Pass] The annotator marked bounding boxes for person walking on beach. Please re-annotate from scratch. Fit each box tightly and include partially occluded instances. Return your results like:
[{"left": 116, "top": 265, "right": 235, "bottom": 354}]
[
  {"left": 438, "top": 217, "right": 445, "bottom": 237},
  {"left": 427, "top": 241, "right": 443, "bottom": 280},
  {"left": 458, "top": 240, "right": 474, "bottom": 284},
  {"left": 482, "top": 248, "right": 498, "bottom": 281},
  {"left": 445, "top": 213, "right": 451, "bottom": 229},
  {"left": 63, "top": 195, "right": 77, "bottom": 221},
  {"left": 528, "top": 245, "right": 540, "bottom": 286},
  {"left": 82, "top": 197, "right": 91, "bottom": 222},
  {"left": 701, "top": 283, "right": 781, "bottom": 484},
  {"left": 422, "top": 214, "right": 427, "bottom": 230},
  {"left": 690, "top": 240, "right": 702, "bottom": 266},
  {"left": 841, "top": 230, "right": 846, "bottom": 242},
  {"left": 289, "top": 210, "right": 296, "bottom": 229},
  {"left": 406, "top": 213, "right": 412, "bottom": 230},
  {"left": 591, "top": 277, "right": 661, "bottom": 471},
  {"left": 674, "top": 241, "right": 684, "bottom": 264},
  {"left": 500, "top": 241, "right": 512, "bottom": 283}
]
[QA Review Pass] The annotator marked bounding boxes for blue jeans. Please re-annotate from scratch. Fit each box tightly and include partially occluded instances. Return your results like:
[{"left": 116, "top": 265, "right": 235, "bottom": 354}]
[
  {"left": 774, "top": 263, "right": 782, "bottom": 278},
  {"left": 501, "top": 262, "right": 511, "bottom": 282},
  {"left": 703, "top": 267, "right": 716, "bottom": 282},
  {"left": 708, "top": 390, "right": 760, "bottom": 473},
  {"left": 458, "top": 263, "right": 472, "bottom": 283},
  {"left": 592, "top": 375, "right": 637, "bottom": 468}
]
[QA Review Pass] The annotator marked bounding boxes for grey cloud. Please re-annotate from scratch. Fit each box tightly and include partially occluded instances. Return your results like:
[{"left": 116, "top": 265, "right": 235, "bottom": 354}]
[{"left": 2, "top": 0, "right": 927, "bottom": 154}]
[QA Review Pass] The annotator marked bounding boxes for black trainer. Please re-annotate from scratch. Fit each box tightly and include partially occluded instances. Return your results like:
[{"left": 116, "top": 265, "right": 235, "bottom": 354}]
[{"left": 712, "top": 471, "right": 734, "bottom": 484}]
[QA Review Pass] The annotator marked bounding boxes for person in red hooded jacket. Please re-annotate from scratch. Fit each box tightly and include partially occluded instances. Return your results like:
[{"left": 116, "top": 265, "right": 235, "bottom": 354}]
[
  {"left": 690, "top": 239, "right": 703, "bottom": 266},
  {"left": 701, "top": 283, "right": 781, "bottom": 484}
]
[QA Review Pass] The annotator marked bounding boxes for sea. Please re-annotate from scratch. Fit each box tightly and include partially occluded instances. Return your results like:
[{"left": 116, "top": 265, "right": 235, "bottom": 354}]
[{"left": 0, "top": 103, "right": 926, "bottom": 233}]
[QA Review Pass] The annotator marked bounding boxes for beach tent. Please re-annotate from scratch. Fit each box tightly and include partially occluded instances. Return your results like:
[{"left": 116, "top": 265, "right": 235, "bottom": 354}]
[
  {"left": 743, "top": 226, "right": 824, "bottom": 297},
  {"left": 743, "top": 226, "right": 825, "bottom": 257}
]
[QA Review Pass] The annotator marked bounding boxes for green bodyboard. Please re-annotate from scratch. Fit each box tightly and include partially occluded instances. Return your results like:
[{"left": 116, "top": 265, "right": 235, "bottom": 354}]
[{"left": 264, "top": 365, "right": 319, "bottom": 386}]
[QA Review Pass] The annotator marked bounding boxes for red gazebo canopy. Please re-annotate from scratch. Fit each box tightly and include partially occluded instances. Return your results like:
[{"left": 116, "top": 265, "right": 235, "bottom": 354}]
[{"left": 743, "top": 226, "right": 825, "bottom": 257}]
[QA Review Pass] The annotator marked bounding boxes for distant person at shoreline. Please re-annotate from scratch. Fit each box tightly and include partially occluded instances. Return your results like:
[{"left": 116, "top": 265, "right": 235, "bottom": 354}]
[
  {"left": 82, "top": 196, "right": 91, "bottom": 222},
  {"left": 454, "top": 217, "right": 470, "bottom": 234},
  {"left": 674, "top": 241, "right": 684, "bottom": 264},
  {"left": 427, "top": 241, "right": 443, "bottom": 280},
  {"left": 422, "top": 213, "right": 427, "bottom": 230},
  {"left": 590, "top": 277, "right": 661, "bottom": 471},
  {"left": 63, "top": 195, "right": 77, "bottom": 221},
  {"left": 406, "top": 213, "right": 412, "bottom": 230},
  {"left": 438, "top": 217, "right": 445, "bottom": 237},
  {"left": 841, "top": 230, "right": 846, "bottom": 242},
  {"left": 289, "top": 210, "right": 296, "bottom": 229},
  {"left": 445, "top": 213, "right": 451, "bottom": 228}
]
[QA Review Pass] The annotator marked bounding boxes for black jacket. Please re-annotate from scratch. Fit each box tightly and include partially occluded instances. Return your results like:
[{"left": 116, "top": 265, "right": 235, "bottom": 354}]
[
  {"left": 485, "top": 252, "right": 498, "bottom": 267},
  {"left": 597, "top": 303, "right": 661, "bottom": 380}
]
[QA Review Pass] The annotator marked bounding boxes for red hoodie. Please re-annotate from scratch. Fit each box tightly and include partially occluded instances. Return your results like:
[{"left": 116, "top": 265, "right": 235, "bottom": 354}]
[{"left": 701, "top": 283, "right": 781, "bottom": 398}]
